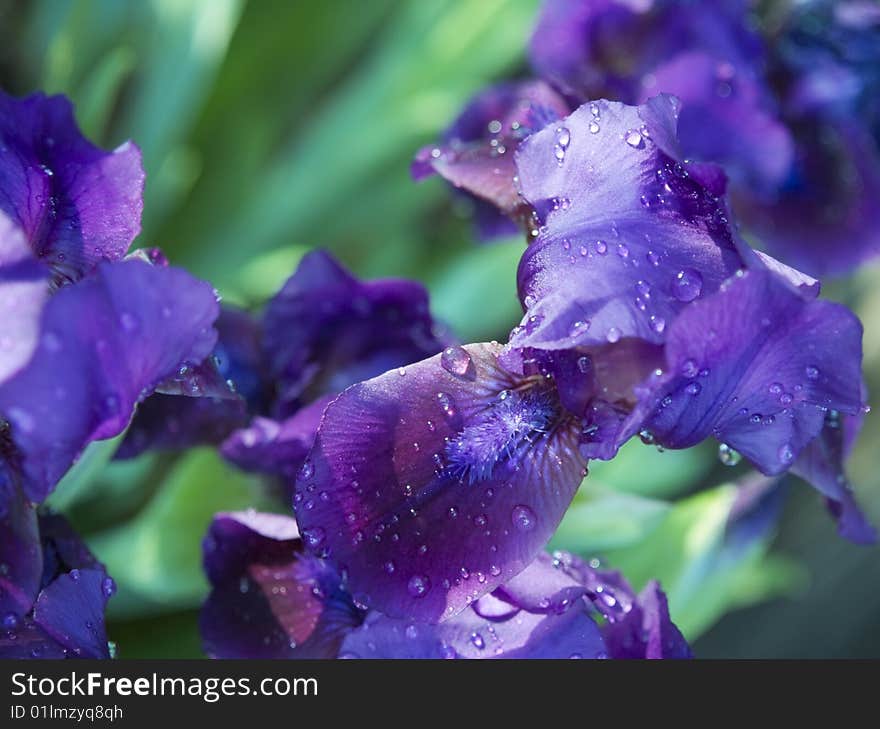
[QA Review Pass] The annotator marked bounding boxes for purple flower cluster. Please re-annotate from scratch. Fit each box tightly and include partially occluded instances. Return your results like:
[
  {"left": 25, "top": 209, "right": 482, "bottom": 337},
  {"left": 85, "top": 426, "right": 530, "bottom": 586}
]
[
  {"left": 0, "top": 90, "right": 223, "bottom": 658},
  {"left": 419, "top": 0, "right": 880, "bottom": 277},
  {"left": 200, "top": 511, "right": 688, "bottom": 659},
  {"left": 2, "top": 0, "right": 876, "bottom": 661}
]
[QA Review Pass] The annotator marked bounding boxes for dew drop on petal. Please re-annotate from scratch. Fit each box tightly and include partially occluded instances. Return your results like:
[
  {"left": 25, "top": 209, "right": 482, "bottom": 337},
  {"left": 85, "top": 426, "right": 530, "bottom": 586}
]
[
  {"left": 440, "top": 346, "right": 472, "bottom": 377},
  {"left": 718, "top": 443, "right": 742, "bottom": 466},
  {"left": 778, "top": 443, "right": 794, "bottom": 465},
  {"left": 407, "top": 575, "right": 430, "bottom": 598},
  {"left": 671, "top": 268, "right": 703, "bottom": 302},
  {"left": 511, "top": 504, "right": 536, "bottom": 531},
  {"left": 625, "top": 130, "right": 644, "bottom": 148}
]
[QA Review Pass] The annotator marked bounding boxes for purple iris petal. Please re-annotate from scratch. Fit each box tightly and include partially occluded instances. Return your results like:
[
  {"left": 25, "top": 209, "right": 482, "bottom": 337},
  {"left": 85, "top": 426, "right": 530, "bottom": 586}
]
[
  {"left": 632, "top": 270, "right": 867, "bottom": 520},
  {"left": 200, "top": 511, "right": 362, "bottom": 659},
  {"left": 0, "top": 90, "right": 144, "bottom": 283},
  {"left": 512, "top": 95, "right": 745, "bottom": 356},
  {"left": 0, "top": 511, "right": 114, "bottom": 659},
  {"left": 221, "top": 395, "right": 333, "bottom": 480},
  {"left": 0, "top": 213, "right": 51, "bottom": 383},
  {"left": 30, "top": 569, "right": 111, "bottom": 659},
  {"left": 116, "top": 394, "right": 247, "bottom": 460},
  {"left": 735, "top": 119, "right": 880, "bottom": 277},
  {"left": 0, "top": 259, "right": 219, "bottom": 502},
  {"left": 262, "top": 250, "right": 447, "bottom": 416},
  {"left": 603, "top": 580, "right": 691, "bottom": 659},
  {"left": 413, "top": 81, "right": 570, "bottom": 235},
  {"left": 548, "top": 551, "right": 690, "bottom": 658},
  {"left": 339, "top": 592, "right": 604, "bottom": 660},
  {"left": 339, "top": 550, "right": 606, "bottom": 659},
  {"left": 790, "top": 409, "right": 876, "bottom": 545},
  {"left": 529, "top": 0, "right": 762, "bottom": 101},
  {"left": 294, "top": 342, "right": 586, "bottom": 623},
  {"left": 639, "top": 51, "right": 793, "bottom": 195},
  {"left": 119, "top": 307, "right": 265, "bottom": 459},
  {"left": 0, "top": 480, "right": 41, "bottom": 619}
]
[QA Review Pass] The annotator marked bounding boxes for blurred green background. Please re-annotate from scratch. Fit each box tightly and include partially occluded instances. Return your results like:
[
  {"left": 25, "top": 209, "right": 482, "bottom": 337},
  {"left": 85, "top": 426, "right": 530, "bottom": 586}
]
[{"left": 2, "top": 0, "right": 878, "bottom": 658}]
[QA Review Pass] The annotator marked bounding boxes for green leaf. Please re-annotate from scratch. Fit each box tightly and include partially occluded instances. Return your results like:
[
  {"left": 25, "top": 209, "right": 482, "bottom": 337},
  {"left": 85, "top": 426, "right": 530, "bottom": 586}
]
[
  {"left": 603, "top": 485, "right": 805, "bottom": 640},
  {"left": 87, "top": 448, "right": 274, "bottom": 618},
  {"left": 587, "top": 438, "right": 717, "bottom": 499},
  {"left": 428, "top": 238, "right": 524, "bottom": 342},
  {"left": 550, "top": 487, "right": 671, "bottom": 554}
]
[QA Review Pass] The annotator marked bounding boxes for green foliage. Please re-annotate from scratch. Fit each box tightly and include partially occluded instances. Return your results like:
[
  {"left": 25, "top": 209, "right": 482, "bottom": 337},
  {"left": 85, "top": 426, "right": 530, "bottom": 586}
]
[{"left": 87, "top": 449, "right": 274, "bottom": 618}]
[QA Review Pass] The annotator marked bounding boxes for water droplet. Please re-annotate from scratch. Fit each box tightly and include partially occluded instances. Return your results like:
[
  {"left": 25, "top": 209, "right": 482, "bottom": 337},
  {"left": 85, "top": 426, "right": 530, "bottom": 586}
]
[
  {"left": 101, "top": 576, "right": 116, "bottom": 598},
  {"left": 441, "top": 346, "right": 473, "bottom": 376},
  {"left": 718, "top": 443, "right": 742, "bottom": 466},
  {"left": 2, "top": 613, "right": 18, "bottom": 630},
  {"left": 511, "top": 504, "right": 536, "bottom": 531},
  {"left": 437, "top": 392, "right": 456, "bottom": 417},
  {"left": 555, "top": 126, "right": 570, "bottom": 148},
  {"left": 681, "top": 358, "right": 699, "bottom": 378},
  {"left": 594, "top": 239, "right": 607, "bottom": 255},
  {"left": 625, "top": 130, "right": 644, "bottom": 148},
  {"left": 589, "top": 121, "right": 600, "bottom": 134},
  {"left": 606, "top": 327, "right": 621, "bottom": 343},
  {"left": 671, "top": 268, "right": 703, "bottom": 302},
  {"left": 650, "top": 315, "right": 666, "bottom": 334},
  {"left": 577, "top": 356, "right": 591, "bottom": 374},
  {"left": 778, "top": 443, "right": 794, "bottom": 465},
  {"left": 407, "top": 575, "right": 430, "bottom": 598},
  {"left": 805, "top": 365, "right": 820, "bottom": 380},
  {"left": 470, "top": 632, "right": 486, "bottom": 650},
  {"left": 384, "top": 561, "right": 396, "bottom": 575},
  {"left": 685, "top": 382, "right": 702, "bottom": 395},
  {"left": 302, "top": 527, "right": 325, "bottom": 548}
]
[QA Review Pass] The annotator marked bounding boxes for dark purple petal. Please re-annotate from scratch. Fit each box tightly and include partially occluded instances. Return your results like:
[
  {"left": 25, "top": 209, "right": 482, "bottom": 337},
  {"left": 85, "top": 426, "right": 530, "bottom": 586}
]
[
  {"left": 262, "top": 250, "right": 447, "bottom": 416},
  {"left": 413, "top": 81, "right": 569, "bottom": 228},
  {"left": 0, "top": 259, "right": 219, "bottom": 502},
  {"left": 0, "top": 619, "right": 68, "bottom": 659},
  {"left": 294, "top": 343, "right": 586, "bottom": 623},
  {"left": 116, "top": 394, "right": 247, "bottom": 460},
  {"left": 639, "top": 51, "right": 794, "bottom": 195},
  {"left": 0, "top": 479, "right": 41, "bottom": 619},
  {"left": 31, "top": 568, "right": 110, "bottom": 659},
  {"left": 512, "top": 96, "right": 746, "bottom": 357},
  {"left": 790, "top": 409, "right": 876, "bottom": 544},
  {"left": 118, "top": 306, "right": 264, "bottom": 459},
  {"left": 635, "top": 270, "right": 864, "bottom": 478},
  {"left": 735, "top": 119, "right": 880, "bottom": 277},
  {"left": 221, "top": 395, "right": 333, "bottom": 480},
  {"left": 338, "top": 593, "right": 604, "bottom": 659},
  {"left": 0, "top": 502, "right": 113, "bottom": 659},
  {"left": 0, "top": 91, "right": 144, "bottom": 283},
  {"left": 37, "top": 511, "right": 103, "bottom": 580},
  {"left": 603, "top": 580, "right": 691, "bottom": 659},
  {"left": 200, "top": 511, "right": 362, "bottom": 659},
  {"left": 529, "top": 0, "right": 761, "bottom": 101}
]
